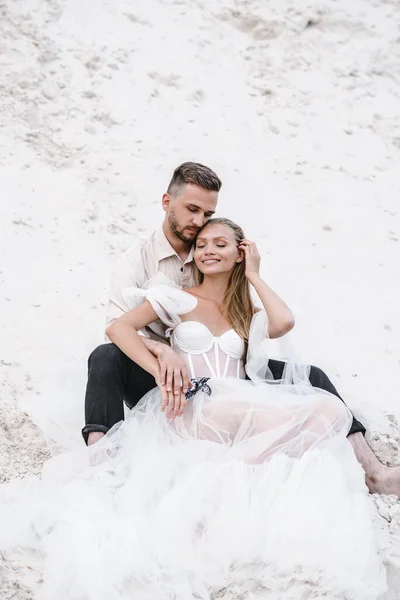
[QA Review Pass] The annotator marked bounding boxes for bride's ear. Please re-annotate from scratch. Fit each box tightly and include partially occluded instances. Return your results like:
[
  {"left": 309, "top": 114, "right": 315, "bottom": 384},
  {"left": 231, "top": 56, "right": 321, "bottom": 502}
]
[{"left": 236, "top": 248, "right": 245, "bottom": 263}]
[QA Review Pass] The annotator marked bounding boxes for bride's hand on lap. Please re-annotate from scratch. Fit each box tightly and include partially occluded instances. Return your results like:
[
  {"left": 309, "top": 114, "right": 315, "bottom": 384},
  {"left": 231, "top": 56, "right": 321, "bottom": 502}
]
[
  {"left": 157, "top": 378, "right": 187, "bottom": 419},
  {"left": 239, "top": 239, "right": 261, "bottom": 282}
]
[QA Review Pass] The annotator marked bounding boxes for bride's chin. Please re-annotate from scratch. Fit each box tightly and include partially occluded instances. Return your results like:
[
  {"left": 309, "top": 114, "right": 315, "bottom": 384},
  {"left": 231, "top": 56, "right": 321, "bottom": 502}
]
[{"left": 198, "top": 266, "right": 229, "bottom": 276}]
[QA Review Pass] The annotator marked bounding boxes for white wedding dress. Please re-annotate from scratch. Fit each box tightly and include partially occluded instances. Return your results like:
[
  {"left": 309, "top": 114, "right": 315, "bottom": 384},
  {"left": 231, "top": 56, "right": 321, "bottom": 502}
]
[{"left": 0, "top": 283, "right": 388, "bottom": 599}]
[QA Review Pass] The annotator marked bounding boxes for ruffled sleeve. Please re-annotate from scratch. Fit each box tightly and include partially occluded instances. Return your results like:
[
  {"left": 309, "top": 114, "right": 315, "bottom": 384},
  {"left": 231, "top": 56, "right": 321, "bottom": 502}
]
[
  {"left": 122, "top": 274, "right": 197, "bottom": 335},
  {"left": 245, "top": 310, "right": 272, "bottom": 384},
  {"left": 245, "top": 309, "right": 311, "bottom": 387}
]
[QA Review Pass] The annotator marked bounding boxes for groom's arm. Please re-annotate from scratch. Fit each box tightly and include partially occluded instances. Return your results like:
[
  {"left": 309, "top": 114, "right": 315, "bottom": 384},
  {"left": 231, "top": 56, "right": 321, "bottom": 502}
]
[{"left": 106, "top": 246, "right": 145, "bottom": 327}]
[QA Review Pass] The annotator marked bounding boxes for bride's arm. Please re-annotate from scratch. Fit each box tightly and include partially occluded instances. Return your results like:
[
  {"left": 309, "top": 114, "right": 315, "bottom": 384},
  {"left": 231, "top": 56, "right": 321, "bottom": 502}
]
[
  {"left": 239, "top": 239, "right": 295, "bottom": 339},
  {"left": 106, "top": 301, "right": 189, "bottom": 418},
  {"left": 250, "top": 277, "right": 295, "bottom": 338}
]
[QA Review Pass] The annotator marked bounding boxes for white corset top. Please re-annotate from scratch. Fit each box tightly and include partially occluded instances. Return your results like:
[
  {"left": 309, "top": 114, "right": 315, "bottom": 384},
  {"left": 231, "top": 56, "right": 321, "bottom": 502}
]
[
  {"left": 172, "top": 321, "right": 246, "bottom": 380},
  {"left": 122, "top": 277, "right": 249, "bottom": 380}
]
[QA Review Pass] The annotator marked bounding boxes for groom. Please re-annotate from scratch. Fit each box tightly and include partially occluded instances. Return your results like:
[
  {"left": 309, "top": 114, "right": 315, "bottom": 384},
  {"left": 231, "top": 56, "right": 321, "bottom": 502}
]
[{"left": 83, "top": 161, "right": 400, "bottom": 497}]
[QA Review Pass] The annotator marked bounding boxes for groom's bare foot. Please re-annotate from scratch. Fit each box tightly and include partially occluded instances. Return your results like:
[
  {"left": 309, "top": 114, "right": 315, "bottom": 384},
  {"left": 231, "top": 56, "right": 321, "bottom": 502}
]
[
  {"left": 87, "top": 431, "right": 105, "bottom": 446},
  {"left": 367, "top": 466, "right": 400, "bottom": 499}
]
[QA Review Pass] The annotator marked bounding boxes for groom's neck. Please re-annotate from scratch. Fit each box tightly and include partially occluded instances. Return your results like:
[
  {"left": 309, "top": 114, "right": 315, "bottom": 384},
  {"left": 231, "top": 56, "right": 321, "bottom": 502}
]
[{"left": 162, "top": 222, "right": 192, "bottom": 262}]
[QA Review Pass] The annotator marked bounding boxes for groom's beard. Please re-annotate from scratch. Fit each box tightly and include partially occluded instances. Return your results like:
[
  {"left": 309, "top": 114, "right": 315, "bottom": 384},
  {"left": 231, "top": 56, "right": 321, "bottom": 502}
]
[{"left": 169, "top": 211, "right": 199, "bottom": 243}]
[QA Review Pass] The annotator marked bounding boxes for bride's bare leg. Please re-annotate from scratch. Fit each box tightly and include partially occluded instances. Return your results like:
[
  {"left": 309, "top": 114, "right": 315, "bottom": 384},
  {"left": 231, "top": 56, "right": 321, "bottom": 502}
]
[
  {"left": 348, "top": 432, "right": 400, "bottom": 498},
  {"left": 198, "top": 396, "right": 350, "bottom": 464},
  {"left": 251, "top": 397, "right": 351, "bottom": 463}
]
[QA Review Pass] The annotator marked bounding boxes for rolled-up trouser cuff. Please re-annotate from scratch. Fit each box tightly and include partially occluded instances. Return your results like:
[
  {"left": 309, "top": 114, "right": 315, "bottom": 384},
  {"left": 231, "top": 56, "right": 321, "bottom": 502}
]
[
  {"left": 82, "top": 424, "right": 109, "bottom": 445},
  {"left": 348, "top": 417, "right": 366, "bottom": 437}
]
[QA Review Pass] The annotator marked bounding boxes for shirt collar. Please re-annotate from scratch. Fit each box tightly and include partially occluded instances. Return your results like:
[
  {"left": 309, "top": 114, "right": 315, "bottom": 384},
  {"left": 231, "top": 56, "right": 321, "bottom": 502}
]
[{"left": 155, "top": 228, "right": 194, "bottom": 264}]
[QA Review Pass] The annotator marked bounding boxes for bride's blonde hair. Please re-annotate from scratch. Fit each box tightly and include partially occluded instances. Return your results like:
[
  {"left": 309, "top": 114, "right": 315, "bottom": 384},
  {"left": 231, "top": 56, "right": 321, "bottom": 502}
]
[{"left": 195, "top": 218, "right": 257, "bottom": 341}]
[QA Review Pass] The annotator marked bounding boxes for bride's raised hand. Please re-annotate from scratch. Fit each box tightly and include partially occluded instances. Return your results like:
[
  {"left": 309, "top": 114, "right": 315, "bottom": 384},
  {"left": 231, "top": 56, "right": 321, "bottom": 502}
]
[{"left": 238, "top": 239, "right": 261, "bottom": 281}]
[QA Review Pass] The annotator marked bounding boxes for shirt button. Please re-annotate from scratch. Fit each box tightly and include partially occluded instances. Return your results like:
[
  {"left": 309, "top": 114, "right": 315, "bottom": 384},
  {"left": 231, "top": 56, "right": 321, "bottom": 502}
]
[{"left": 180, "top": 267, "right": 183, "bottom": 272}]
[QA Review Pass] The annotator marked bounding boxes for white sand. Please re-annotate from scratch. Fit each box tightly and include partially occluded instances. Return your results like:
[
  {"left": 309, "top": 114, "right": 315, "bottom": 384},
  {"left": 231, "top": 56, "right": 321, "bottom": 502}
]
[{"left": 1, "top": 0, "right": 400, "bottom": 597}]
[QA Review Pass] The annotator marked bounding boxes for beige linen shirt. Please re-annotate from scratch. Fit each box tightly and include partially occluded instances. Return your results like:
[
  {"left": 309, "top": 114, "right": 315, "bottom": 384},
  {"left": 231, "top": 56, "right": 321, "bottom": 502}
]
[{"left": 106, "top": 229, "right": 197, "bottom": 343}]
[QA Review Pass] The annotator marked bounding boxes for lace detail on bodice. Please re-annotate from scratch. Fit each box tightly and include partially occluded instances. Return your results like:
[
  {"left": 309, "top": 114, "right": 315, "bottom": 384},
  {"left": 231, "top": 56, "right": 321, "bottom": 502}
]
[{"left": 172, "top": 321, "right": 246, "bottom": 380}]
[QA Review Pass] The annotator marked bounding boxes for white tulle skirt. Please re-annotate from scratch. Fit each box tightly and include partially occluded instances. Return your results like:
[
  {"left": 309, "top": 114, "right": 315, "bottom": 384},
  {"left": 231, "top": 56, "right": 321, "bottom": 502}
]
[{"left": 0, "top": 378, "right": 387, "bottom": 599}]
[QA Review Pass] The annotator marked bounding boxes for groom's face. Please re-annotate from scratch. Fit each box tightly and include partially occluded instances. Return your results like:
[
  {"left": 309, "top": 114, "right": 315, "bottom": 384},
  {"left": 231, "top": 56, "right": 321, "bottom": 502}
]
[{"left": 163, "top": 184, "right": 218, "bottom": 243}]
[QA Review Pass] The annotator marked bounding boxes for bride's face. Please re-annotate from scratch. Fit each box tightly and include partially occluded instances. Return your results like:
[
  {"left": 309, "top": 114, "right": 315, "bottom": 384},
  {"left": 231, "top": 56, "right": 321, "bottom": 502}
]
[{"left": 194, "top": 223, "right": 242, "bottom": 275}]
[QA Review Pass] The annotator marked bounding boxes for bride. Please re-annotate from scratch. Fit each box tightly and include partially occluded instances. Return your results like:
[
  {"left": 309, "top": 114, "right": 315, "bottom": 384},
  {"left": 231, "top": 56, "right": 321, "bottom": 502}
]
[{"left": 0, "top": 218, "right": 387, "bottom": 599}]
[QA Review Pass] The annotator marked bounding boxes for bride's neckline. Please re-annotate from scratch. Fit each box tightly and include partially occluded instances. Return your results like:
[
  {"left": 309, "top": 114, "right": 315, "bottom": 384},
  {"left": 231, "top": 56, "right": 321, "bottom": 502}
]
[{"left": 175, "top": 320, "right": 236, "bottom": 339}]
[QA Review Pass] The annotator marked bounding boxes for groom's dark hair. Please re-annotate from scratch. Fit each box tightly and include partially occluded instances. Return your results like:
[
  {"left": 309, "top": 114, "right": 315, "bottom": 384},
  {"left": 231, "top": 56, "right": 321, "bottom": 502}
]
[{"left": 167, "top": 162, "right": 222, "bottom": 196}]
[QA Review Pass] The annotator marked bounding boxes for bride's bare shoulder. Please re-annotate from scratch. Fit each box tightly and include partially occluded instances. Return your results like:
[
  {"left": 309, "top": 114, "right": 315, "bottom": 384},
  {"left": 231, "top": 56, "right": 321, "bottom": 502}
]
[
  {"left": 185, "top": 287, "right": 213, "bottom": 304},
  {"left": 183, "top": 287, "right": 216, "bottom": 311},
  {"left": 184, "top": 285, "right": 202, "bottom": 298}
]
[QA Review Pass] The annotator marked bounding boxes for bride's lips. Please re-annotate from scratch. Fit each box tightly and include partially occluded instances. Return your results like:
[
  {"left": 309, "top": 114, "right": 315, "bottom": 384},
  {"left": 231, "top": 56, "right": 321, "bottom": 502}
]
[{"left": 202, "top": 259, "right": 220, "bottom": 264}]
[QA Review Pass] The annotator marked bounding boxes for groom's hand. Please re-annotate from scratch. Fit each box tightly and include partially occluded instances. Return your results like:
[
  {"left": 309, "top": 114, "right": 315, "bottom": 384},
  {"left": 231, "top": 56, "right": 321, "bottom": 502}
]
[
  {"left": 141, "top": 338, "right": 191, "bottom": 399},
  {"left": 156, "top": 345, "right": 191, "bottom": 408}
]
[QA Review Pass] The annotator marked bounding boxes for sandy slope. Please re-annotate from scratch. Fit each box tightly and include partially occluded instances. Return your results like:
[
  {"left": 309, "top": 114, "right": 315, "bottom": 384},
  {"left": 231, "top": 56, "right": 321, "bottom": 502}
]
[{"left": 1, "top": 0, "right": 400, "bottom": 597}]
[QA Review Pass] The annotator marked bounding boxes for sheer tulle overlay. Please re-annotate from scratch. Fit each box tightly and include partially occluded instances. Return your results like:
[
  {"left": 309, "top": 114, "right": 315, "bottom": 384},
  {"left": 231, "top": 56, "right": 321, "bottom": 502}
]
[{"left": 0, "top": 279, "right": 388, "bottom": 599}]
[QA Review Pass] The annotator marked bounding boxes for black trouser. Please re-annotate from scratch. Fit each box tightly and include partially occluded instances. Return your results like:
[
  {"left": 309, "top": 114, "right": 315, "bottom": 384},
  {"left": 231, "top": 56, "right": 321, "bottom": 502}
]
[{"left": 82, "top": 343, "right": 366, "bottom": 444}]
